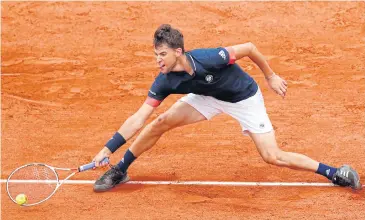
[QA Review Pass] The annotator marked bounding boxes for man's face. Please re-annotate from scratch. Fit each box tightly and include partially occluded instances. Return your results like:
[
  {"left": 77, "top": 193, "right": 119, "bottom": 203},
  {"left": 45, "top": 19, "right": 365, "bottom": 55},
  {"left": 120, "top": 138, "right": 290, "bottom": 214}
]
[{"left": 154, "top": 44, "right": 182, "bottom": 74}]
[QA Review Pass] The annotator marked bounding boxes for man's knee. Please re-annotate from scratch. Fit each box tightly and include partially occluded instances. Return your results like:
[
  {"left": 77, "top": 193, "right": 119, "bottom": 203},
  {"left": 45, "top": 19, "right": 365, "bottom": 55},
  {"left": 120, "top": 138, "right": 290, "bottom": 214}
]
[
  {"left": 261, "top": 150, "right": 283, "bottom": 166},
  {"left": 149, "top": 113, "right": 175, "bottom": 133}
]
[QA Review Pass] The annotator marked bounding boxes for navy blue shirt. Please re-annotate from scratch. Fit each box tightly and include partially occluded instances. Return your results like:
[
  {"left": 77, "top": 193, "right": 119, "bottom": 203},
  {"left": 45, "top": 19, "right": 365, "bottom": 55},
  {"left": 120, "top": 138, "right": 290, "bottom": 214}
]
[{"left": 148, "top": 47, "right": 258, "bottom": 104}]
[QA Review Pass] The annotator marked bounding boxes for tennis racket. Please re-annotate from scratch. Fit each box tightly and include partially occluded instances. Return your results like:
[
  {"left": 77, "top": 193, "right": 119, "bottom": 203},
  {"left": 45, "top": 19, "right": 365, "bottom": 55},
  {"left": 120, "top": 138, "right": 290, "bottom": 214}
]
[{"left": 6, "top": 158, "right": 109, "bottom": 207}]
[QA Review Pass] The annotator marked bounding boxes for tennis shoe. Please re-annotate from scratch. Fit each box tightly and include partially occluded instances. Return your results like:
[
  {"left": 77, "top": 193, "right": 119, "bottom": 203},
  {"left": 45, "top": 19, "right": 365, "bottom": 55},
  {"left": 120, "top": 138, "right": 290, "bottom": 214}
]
[
  {"left": 93, "top": 165, "right": 129, "bottom": 192},
  {"left": 332, "top": 165, "right": 362, "bottom": 190}
]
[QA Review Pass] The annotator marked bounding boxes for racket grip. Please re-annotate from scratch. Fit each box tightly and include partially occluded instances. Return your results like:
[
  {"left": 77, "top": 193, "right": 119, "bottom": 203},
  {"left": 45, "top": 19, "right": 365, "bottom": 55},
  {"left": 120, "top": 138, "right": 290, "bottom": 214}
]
[{"left": 78, "top": 158, "right": 109, "bottom": 172}]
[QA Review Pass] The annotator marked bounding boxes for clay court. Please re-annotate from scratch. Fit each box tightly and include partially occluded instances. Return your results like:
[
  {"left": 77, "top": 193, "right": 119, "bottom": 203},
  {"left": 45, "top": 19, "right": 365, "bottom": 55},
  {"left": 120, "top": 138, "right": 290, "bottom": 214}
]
[{"left": 1, "top": 1, "right": 365, "bottom": 219}]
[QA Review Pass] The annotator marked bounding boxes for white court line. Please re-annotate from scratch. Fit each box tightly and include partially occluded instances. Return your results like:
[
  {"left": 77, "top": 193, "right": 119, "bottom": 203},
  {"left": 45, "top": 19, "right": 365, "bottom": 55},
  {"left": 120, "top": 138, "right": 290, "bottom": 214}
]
[
  {"left": 2, "top": 0, "right": 364, "bottom": 2},
  {"left": 0, "top": 179, "right": 355, "bottom": 187}
]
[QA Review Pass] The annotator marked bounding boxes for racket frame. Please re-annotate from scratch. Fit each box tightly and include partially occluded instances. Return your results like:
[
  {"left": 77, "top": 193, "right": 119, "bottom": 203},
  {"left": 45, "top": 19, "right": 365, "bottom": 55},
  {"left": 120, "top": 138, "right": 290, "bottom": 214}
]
[{"left": 7, "top": 163, "right": 78, "bottom": 206}]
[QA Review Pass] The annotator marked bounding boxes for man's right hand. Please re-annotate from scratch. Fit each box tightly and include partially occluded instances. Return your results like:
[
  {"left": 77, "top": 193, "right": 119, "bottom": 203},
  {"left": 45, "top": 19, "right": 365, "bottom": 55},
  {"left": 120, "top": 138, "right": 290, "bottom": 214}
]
[{"left": 93, "top": 147, "right": 112, "bottom": 167}]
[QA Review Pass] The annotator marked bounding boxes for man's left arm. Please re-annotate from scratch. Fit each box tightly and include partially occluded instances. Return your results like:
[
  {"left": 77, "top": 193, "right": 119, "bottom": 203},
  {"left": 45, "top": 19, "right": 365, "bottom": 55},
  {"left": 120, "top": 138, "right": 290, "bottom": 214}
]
[{"left": 227, "top": 42, "right": 288, "bottom": 98}]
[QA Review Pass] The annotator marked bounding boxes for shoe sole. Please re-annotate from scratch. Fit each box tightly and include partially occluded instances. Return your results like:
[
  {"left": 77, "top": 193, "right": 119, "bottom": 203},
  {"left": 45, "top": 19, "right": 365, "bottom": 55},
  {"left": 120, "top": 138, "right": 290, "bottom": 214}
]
[{"left": 93, "top": 175, "right": 130, "bottom": 192}]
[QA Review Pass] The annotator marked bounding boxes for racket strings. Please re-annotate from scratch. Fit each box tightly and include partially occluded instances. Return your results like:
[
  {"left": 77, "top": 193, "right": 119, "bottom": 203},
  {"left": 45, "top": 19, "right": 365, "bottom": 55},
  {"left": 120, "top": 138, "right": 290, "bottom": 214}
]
[{"left": 7, "top": 164, "right": 58, "bottom": 205}]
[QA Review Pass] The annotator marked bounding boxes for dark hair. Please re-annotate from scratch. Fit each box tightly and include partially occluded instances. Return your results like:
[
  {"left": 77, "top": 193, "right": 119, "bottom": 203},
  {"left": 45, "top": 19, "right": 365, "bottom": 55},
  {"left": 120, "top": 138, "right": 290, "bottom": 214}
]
[{"left": 153, "top": 24, "right": 184, "bottom": 53}]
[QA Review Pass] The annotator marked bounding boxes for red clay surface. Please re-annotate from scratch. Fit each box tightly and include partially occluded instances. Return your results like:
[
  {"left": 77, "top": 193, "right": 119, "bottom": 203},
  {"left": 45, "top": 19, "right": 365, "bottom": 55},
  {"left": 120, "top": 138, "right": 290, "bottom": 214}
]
[{"left": 1, "top": 2, "right": 365, "bottom": 219}]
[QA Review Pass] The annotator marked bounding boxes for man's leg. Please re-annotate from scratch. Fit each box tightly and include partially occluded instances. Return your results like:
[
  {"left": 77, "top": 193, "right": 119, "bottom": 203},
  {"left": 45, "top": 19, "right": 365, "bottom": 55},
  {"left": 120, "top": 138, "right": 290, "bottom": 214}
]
[
  {"left": 220, "top": 87, "right": 361, "bottom": 190},
  {"left": 123, "top": 93, "right": 221, "bottom": 172},
  {"left": 129, "top": 100, "right": 207, "bottom": 157},
  {"left": 249, "top": 130, "right": 362, "bottom": 189},
  {"left": 94, "top": 99, "right": 213, "bottom": 192},
  {"left": 249, "top": 131, "right": 319, "bottom": 171}
]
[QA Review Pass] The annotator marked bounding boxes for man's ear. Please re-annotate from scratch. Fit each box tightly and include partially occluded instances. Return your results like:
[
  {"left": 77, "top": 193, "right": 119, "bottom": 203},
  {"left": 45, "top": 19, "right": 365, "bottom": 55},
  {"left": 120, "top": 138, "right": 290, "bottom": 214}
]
[{"left": 175, "top": 48, "right": 183, "bottom": 57}]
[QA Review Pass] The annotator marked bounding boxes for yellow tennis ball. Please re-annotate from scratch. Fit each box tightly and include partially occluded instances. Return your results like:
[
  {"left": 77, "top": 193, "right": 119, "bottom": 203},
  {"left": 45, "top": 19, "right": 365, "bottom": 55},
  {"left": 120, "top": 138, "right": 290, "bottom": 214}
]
[{"left": 15, "top": 194, "right": 27, "bottom": 205}]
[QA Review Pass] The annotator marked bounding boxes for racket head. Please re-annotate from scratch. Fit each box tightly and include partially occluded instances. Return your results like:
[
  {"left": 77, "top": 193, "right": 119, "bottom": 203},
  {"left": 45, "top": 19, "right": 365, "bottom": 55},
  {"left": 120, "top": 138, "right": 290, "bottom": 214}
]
[{"left": 6, "top": 163, "right": 60, "bottom": 206}]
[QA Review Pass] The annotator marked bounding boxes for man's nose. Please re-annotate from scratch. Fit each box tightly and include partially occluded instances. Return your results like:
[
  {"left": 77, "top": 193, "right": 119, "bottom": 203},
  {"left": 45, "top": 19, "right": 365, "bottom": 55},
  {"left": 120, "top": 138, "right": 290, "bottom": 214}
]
[{"left": 156, "top": 56, "right": 162, "bottom": 62}]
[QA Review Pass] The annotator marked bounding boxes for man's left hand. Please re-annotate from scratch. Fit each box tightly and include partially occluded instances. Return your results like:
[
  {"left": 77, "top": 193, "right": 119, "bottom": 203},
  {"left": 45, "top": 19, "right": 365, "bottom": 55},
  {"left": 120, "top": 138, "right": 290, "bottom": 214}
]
[{"left": 267, "top": 73, "right": 288, "bottom": 98}]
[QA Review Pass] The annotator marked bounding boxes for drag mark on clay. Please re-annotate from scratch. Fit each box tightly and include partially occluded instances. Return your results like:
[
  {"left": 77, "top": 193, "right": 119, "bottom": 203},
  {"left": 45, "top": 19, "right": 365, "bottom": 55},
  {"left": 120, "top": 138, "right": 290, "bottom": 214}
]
[
  {"left": 2, "top": 57, "right": 86, "bottom": 67},
  {"left": 3, "top": 94, "right": 63, "bottom": 107}
]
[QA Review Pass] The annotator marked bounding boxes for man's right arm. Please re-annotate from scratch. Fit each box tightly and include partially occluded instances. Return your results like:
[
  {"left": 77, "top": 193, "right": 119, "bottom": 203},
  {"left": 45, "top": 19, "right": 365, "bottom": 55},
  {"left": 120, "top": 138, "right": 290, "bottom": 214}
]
[
  {"left": 93, "top": 101, "right": 157, "bottom": 166},
  {"left": 94, "top": 74, "right": 169, "bottom": 166},
  {"left": 117, "top": 102, "right": 156, "bottom": 140}
]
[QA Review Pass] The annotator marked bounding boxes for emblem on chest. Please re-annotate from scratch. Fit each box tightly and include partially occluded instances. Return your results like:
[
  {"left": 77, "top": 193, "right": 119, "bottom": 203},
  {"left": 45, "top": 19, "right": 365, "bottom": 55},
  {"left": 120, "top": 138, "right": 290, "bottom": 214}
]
[{"left": 205, "top": 74, "right": 214, "bottom": 83}]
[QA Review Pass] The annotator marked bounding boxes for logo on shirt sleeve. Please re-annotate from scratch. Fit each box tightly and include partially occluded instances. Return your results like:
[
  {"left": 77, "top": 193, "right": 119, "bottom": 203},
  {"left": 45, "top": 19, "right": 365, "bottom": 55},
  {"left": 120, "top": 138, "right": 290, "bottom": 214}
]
[
  {"left": 149, "top": 90, "right": 157, "bottom": 96},
  {"left": 218, "top": 50, "right": 226, "bottom": 60}
]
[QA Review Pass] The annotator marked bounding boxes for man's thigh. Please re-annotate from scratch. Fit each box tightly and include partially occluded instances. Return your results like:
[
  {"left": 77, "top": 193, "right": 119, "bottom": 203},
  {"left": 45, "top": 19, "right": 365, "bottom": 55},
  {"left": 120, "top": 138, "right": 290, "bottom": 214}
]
[
  {"left": 159, "top": 99, "right": 208, "bottom": 128},
  {"left": 219, "top": 87, "right": 273, "bottom": 135},
  {"left": 179, "top": 93, "right": 222, "bottom": 120},
  {"left": 249, "top": 130, "right": 279, "bottom": 156}
]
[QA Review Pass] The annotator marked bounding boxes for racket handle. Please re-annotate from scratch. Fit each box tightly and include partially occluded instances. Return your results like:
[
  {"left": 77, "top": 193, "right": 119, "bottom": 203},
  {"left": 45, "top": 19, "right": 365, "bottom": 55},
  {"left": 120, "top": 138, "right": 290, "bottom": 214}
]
[{"left": 78, "top": 158, "right": 109, "bottom": 172}]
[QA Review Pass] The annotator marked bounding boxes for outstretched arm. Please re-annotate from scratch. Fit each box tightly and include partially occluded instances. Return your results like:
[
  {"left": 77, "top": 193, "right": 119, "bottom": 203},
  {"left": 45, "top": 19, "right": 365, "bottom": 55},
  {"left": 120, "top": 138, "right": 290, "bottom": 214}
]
[
  {"left": 117, "top": 102, "right": 156, "bottom": 139},
  {"left": 93, "top": 102, "right": 156, "bottom": 166},
  {"left": 228, "top": 42, "right": 288, "bottom": 98}
]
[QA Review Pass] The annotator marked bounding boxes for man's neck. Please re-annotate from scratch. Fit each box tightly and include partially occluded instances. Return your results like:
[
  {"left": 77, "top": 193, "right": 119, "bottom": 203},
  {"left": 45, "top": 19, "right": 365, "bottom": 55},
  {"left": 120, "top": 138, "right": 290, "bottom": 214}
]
[{"left": 171, "top": 54, "right": 194, "bottom": 75}]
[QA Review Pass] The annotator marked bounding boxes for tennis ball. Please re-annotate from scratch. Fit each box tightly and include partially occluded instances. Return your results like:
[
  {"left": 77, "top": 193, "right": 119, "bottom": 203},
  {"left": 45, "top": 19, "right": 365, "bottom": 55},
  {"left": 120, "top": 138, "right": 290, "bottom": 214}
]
[{"left": 15, "top": 194, "right": 27, "bottom": 205}]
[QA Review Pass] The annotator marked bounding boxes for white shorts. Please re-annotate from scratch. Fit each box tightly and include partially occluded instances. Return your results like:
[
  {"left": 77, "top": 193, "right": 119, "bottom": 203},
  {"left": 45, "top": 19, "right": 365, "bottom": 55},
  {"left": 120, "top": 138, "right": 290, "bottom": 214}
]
[{"left": 179, "top": 87, "right": 273, "bottom": 135}]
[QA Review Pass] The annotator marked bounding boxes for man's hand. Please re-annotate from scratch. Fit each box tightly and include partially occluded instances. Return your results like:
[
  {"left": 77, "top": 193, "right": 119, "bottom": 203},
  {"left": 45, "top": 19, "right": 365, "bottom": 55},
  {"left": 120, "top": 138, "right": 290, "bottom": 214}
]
[
  {"left": 93, "top": 147, "right": 112, "bottom": 167},
  {"left": 266, "top": 73, "right": 288, "bottom": 98}
]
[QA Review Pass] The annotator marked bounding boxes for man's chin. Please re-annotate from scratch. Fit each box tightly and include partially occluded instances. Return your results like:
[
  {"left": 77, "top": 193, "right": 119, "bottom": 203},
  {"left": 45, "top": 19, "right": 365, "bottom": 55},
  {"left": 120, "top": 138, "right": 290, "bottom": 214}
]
[{"left": 160, "top": 67, "right": 169, "bottom": 74}]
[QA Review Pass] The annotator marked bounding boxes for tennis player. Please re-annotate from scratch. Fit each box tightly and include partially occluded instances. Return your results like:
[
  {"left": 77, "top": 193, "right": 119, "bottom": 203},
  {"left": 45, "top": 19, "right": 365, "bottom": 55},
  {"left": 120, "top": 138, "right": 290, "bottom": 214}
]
[{"left": 92, "top": 24, "right": 361, "bottom": 192}]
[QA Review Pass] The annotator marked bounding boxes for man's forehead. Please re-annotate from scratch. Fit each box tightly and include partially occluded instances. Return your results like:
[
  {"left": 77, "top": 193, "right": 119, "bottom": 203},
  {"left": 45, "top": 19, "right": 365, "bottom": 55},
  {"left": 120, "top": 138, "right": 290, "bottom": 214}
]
[{"left": 154, "top": 45, "right": 170, "bottom": 53}]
